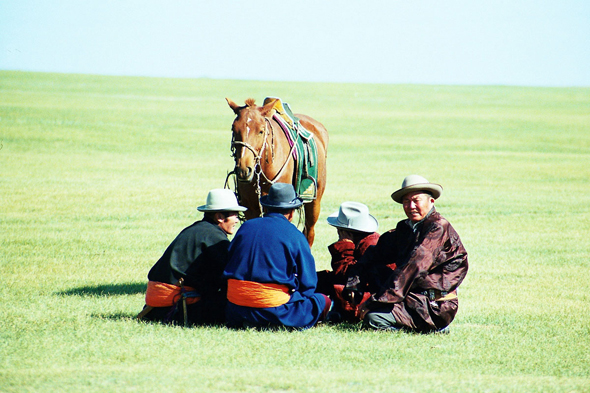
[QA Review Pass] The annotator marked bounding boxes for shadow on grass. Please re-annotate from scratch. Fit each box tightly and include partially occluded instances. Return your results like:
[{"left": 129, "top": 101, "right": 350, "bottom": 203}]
[
  {"left": 56, "top": 282, "right": 146, "bottom": 297},
  {"left": 92, "top": 312, "right": 139, "bottom": 321},
  {"left": 324, "top": 322, "right": 362, "bottom": 332},
  {"left": 93, "top": 312, "right": 228, "bottom": 328}
]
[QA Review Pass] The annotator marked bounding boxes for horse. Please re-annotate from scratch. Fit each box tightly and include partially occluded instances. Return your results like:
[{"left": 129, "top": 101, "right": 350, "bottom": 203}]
[{"left": 226, "top": 97, "right": 328, "bottom": 247}]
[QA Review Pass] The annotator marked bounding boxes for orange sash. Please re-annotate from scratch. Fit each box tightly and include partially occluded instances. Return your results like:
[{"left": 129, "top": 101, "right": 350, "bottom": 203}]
[
  {"left": 145, "top": 281, "right": 200, "bottom": 308},
  {"left": 227, "top": 279, "right": 291, "bottom": 308}
]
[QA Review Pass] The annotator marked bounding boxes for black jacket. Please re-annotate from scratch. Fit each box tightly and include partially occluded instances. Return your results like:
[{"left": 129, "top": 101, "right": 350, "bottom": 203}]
[{"left": 148, "top": 218, "right": 230, "bottom": 297}]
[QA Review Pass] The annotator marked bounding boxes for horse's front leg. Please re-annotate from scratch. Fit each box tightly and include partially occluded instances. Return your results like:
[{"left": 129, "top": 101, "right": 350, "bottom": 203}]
[{"left": 237, "top": 182, "right": 262, "bottom": 219}]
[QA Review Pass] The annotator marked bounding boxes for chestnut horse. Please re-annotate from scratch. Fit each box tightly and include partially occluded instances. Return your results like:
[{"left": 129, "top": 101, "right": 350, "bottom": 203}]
[{"left": 226, "top": 97, "right": 328, "bottom": 247}]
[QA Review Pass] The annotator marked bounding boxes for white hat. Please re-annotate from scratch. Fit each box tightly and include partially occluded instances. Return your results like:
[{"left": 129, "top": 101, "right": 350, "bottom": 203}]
[
  {"left": 327, "top": 202, "right": 378, "bottom": 233},
  {"left": 391, "top": 175, "right": 443, "bottom": 204},
  {"left": 197, "top": 189, "right": 247, "bottom": 212}
]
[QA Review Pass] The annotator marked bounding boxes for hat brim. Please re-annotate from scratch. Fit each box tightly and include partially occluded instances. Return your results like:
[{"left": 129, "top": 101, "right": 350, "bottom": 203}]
[
  {"left": 326, "top": 212, "right": 378, "bottom": 233},
  {"left": 259, "top": 195, "right": 303, "bottom": 210},
  {"left": 197, "top": 205, "right": 248, "bottom": 212},
  {"left": 391, "top": 183, "right": 443, "bottom": 204}
]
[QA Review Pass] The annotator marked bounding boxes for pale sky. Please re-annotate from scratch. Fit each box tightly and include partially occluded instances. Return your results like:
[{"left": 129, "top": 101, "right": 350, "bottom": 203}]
[{"left": 1, "top": 0, "right": 589, "bottom": 86}]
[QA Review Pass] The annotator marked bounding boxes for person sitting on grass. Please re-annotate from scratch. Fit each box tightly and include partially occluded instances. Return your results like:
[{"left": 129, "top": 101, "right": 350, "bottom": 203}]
[
  {"left": 223, "top": 182, "right": 331, "bottom": 329},
  {"left": 137, "top": 189, "right": 246, "bottom": 326},
  {"left": 344, "top": 175, "right": 468, "bottom": 333},
  {"left": 316, "top": 201, "right": 389, "bottom": 323}
]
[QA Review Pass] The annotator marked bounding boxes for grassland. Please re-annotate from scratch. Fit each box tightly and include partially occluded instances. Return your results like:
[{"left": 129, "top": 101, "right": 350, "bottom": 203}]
[{"left": 1, "top": 71, "right": 589, "bottom": 392}]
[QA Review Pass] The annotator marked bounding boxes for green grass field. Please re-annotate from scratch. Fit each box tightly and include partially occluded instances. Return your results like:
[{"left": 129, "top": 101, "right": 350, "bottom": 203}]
[{"left": 1, "top": 71, "right": 589, "bottom": 392}]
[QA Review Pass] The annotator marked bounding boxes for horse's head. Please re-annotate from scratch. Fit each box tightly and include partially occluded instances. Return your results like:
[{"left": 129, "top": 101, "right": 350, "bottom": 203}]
[{"left": 226, "top": 97, "right": 276, "bottom": 182}]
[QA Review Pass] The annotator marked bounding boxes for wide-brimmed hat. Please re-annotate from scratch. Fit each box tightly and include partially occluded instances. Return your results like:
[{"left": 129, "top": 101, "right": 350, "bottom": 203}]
[
  {"left": 327, "top": 201, "right": 378, "bottom": 233},
  {"left": 391, "top": 175, "right": 443, "bottom": 204},
  {"left": 197, "top": 189, "right": 247, "bottom": 212},
  {"left": 260, "top": 183, "right": 303, "bottom": 210}
]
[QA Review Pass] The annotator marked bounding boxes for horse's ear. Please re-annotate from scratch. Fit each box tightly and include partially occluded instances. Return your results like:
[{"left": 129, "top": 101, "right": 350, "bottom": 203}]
[
  {"left": 260, "top": 98, "right": 277, "bottom": 118},
  {"left": 226, "top": 98, "right": 240, "bottom": 114}
]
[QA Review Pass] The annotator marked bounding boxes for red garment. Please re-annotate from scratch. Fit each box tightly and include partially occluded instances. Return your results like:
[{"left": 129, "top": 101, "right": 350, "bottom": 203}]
[
  {"left": 329, "top": 232, "right": 392, "bottom": 280},
  {"left": 321, "top": 232, "right": 385, "bottom": 322}
]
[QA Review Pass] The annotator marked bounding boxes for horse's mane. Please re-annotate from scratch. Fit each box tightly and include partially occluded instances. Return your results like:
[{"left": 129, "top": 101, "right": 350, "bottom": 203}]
[{"left": 245, "top": 98, "right": 256, "bottom": 107}]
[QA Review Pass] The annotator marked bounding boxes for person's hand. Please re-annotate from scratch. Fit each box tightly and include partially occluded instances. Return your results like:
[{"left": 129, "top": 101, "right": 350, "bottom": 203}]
[
  {"left": 357, "top": 301, "right": 370, "bottom": 320},
  {"left": 343, "top": 289, "right": 362, "bottom": 306},
  {"left": 342, "top": 288, "right": 355, "bottom": 304}
]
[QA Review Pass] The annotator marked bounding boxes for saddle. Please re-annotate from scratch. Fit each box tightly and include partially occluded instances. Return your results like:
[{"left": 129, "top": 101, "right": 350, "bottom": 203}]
[{"left": 264, "top": 97, "right": 318, "bottom": 201}]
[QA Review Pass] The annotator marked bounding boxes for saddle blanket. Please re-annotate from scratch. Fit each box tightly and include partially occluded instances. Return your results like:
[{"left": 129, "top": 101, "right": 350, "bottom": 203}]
[{"left": 264, "top": 97, "right": 318, "bottom": 201}]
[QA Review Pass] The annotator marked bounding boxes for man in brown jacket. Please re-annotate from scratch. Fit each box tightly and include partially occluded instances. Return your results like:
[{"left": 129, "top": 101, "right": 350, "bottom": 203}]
[{"left": 345, "top": 175, "right": 468, "bottom": 333}]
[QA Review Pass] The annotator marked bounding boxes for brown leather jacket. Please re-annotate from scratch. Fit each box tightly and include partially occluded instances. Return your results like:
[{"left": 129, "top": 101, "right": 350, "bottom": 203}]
[{"left": 347, "top": 208, "right": 468, "bottom": 332}]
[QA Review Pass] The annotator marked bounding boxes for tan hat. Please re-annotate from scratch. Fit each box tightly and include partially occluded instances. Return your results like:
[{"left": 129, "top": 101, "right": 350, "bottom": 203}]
[
  {"left": 197, "top": 189, "right": 247, "bottom": 212},
  {"left": 327, "top": 202, "right": 378, "bottom": 233},
  {"left": 391, "top": 175, "right": 443, "bottom": 204}
]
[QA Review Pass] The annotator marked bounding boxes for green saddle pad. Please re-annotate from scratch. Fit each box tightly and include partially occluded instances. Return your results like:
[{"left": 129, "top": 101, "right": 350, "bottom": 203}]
[{"left": 265, "top": 97, "right": 318, "bottom": 202}]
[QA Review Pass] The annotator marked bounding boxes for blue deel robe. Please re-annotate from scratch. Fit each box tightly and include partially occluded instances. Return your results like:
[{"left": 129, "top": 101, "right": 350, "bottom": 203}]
[{"left": 223, "top": 212, "right": 326, "bottom": 329}]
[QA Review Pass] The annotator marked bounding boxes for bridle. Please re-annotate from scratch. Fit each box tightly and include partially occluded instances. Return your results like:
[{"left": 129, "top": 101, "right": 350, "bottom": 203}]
[
  {"left": 228, "top": 115, "right": 297, "bottom": 216},
  {"left": 231, "top": 117, "right": 272, "bottom": 184}
]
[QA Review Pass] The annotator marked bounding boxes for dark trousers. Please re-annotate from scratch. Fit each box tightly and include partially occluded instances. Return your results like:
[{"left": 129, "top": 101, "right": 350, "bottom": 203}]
[{"left": 140, "top": 297, "right": 226, "bottom": 326}]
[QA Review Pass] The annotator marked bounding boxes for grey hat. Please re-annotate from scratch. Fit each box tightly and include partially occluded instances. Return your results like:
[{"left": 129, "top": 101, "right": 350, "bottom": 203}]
[
  {"left": 391, "top": 175, "right": 443, "bottom": 204},
  {"left": 197, "top": 189, "right": 247, "bottom": 212},
  {"left": 260, "top": 183, "right": 303, "bottom": 210},
  {"left": 327, "top": 201, "right": 378, "bottom": 233}
]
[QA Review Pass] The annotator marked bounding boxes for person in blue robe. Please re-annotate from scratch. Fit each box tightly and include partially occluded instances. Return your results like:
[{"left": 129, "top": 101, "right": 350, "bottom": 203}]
[{"left": 223, "top": 183, "right": 330, "bottom": 329}]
